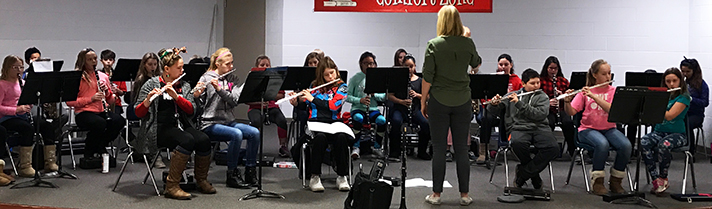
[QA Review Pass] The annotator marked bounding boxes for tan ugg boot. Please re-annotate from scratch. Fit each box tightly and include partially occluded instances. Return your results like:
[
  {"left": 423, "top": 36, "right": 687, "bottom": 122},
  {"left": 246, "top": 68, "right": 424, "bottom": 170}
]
[
  {"left": 44, "top": 145, "right": 58, "bottom": 172},
  {"left": 194, "top": 155, "right": 216, "bottom": 194},
  {"left": 476, "top": 143, "right": 487, "bottom": 164},
  {"left": 164, "top": 150, "right": 192, "bottom": 200},
  {"left": 18, "top": 146, "right": 35, "bottom": 177},
  {"left": 609, "top": 168, "right": 627, "bottom": 194},
  {"left": 591, "top": 170, "right": 607, "bottom": 195}
]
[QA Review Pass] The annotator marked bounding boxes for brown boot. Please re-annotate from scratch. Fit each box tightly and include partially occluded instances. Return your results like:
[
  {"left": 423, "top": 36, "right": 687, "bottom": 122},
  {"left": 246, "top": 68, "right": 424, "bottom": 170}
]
[
  {"left": 18, "top": 146, "right": 35, "bottom": 177},
  {"left": 0, "top": 175, "right": 10, "bottom": 186},
  {"left": 194, "top": 154, "right": 216, "bottom": 194},
  {"left": 164, "top": 150, "right": 192, "bottom": 200},
  {"left": 591, "top": 170, "right": 608, "bottom": 195},
  {"left": 609, "top": 168, "right": 626, "bottom": 194},
  {"left": 44, "top": 145, "right": 58, "bottom": 172},
  {"left": 476, "top": 143, "right": 487, "bottom": 164}
]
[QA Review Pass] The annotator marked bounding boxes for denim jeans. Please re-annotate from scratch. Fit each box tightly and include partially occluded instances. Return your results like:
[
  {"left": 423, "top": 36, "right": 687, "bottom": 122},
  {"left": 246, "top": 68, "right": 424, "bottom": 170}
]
[
  {"left": 578, "top": 128, "right": 631, "bottom": 171},
  {"left": 204, "top": 122, "right": 261, "bottom": 168}
]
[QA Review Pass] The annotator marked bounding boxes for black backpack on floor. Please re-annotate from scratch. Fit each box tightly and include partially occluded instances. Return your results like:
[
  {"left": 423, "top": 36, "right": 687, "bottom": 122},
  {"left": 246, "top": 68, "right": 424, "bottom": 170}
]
[{"left": 344, "top": 169, "right": 393, "bottom": 209}]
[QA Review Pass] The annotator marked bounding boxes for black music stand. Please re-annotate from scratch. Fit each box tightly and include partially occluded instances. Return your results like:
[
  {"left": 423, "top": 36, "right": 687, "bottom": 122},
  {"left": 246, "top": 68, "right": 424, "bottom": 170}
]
[
  {"left": 364, "top": 67, "right": 409, "bottom": 208},
  {"left": 183, "top": 63, "right": 209, "bottom": 88},
  {"left": 237, "top": 69, "right": 286, "bottom": 200},
  {"left": 111, "top": 59, "right": 140, "bottom": 82},
  {"left": 12, "top": 71, "right": 81, "bottom": 189},
  {"left": 626, "top": 72, "right": 663, "bottom": 87},
  {"left": 569, "top": 72, "right": 617, "bottom": 90},
  {"left": 470, "top": 74, "right": 508, "bottom": 168},
  {"left": 604, "top": 86, "right": 669, "bottom": 208}
]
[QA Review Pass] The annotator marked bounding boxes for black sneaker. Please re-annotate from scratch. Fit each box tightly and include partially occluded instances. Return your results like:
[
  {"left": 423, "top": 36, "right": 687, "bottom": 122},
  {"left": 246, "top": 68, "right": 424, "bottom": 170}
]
[
  {"left": 445, "top": 151, "right": 453, "bottom": 162},
  {"left": 530, "top": 173, "right": 543, "bottom": 190}
]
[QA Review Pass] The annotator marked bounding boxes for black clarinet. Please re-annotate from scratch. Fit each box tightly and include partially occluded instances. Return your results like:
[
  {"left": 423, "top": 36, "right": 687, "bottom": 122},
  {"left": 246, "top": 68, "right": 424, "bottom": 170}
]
[
  {"left": 17, "top": 76, "right": 34, "bottom": 125},
  {"left": 96, "top": 72, "right": 112, "bottom": 121}
]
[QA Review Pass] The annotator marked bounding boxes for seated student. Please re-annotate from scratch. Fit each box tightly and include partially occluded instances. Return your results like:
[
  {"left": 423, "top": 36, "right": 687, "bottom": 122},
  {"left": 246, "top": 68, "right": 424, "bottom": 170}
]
[
  {"left": 680, "top": 58, "right": 708, "bottom": 137},
  {"left": 488, "top": 68, "right": 559, "bottom": 190},
  {"left": 387, "top": 55, "right": 431, "bottom": 160},
  {"left": 289, "top": 56, "right": 351, "bottom": 192},
  {"left": 393, "top": 48, "right": 407, "bottom": 66},
  {"left": 129, "top": 52, "right": 166, "bottom": 168},
  {"left": 99, "top": 49, "right": 126, "bottom": 114},
  {"left": 563, "top": 59, "right": 631, "bottom": 195},
  {"left": 246, "top": 55, "right": 290, "bottom": 157},
  {"left": 474, "top": 54, "right": 521, "bottom": 164},
  {"left": 134, "top": 48, "right": 214, "bottom": 200},
  {"left": 292, "top": 52, "right": 323, "bottom": 139},
  {"left": 65, "top": 48, "right": 126, "bottom": 162},
  {"left": 347, "top": 51, "right": 387, "bottom": 159},
  {"left": 194, "top": 48, "right": 260, "bottom": 189},
  {"left": 22, "top": 47, "right": 41, "bottom": 79},
  {"left": 539, "top": 56, "right": 576, "bottom": 157},
  {"left": 0, "top": 55, "right": 58, "bottom": 177},
  {"left": 641, "top": 67, "right": 691, "bottom": 195}
]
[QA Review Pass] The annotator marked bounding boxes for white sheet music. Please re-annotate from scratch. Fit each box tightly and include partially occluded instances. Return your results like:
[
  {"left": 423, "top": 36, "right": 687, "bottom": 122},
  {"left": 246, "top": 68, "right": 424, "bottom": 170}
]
[
  {"left": 31, "top": 60, "right": 52, "bottom": 73},
  {"left": 306, "top": 121, "right": 355, "bottom": 139}
]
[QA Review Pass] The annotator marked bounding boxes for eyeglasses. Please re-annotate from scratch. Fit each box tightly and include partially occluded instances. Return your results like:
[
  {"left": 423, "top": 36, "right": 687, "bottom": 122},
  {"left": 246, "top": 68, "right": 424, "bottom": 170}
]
[{"left": 361, "top": 62, "right": 376, "bottom": 67}]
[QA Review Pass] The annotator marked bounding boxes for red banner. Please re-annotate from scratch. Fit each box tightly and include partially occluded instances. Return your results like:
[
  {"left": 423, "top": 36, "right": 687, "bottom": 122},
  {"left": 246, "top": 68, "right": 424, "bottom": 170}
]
[{"left": 314, "top": 0, "right": 492, "bottom": 13}]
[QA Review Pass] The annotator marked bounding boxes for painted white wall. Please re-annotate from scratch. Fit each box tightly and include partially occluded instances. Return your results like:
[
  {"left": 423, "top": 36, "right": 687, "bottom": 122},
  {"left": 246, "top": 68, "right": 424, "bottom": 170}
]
[
  {"left": 268, "top": 0, "right": 712, "bottom": 147},
  {"left": 0, "top": 0, "right": 223, "bottom": 70}
]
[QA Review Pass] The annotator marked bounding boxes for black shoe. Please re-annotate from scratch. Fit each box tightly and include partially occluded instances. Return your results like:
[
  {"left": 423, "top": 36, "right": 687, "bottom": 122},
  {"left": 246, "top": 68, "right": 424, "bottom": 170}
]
[
  {"left": 244, "top": 166, "right": 258, "bottom": 187},
  {"left": 445, "top": 151, "right": 453, "bottom": 162},
  {"left": 417, "top": 152, "right": 432, "bottom": 160},
  {"left": 227, "top": 168, "right": 250, "bottom": 189},
  {"left": 530, "top": 173, "right": 543, "bottom": 190},
  {"left": 514, "top": 165, "right": 528, "bottom": 188}
]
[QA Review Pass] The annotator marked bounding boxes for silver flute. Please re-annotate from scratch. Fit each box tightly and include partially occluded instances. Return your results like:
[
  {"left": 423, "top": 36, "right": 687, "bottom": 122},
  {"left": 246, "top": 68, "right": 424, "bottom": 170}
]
[{"left": 484, "top": 89, "right": 542, "bottom": 105}]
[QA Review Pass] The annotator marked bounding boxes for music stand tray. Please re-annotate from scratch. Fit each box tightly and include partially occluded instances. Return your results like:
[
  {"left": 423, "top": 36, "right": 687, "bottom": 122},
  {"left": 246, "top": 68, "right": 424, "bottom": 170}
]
[
  {"left": 469, "top": 74, "right": 508, "bottom": 100},
  {"left": 183, "top": 63, "right": 209, "bottom": 88},
  {"left": 111, "top": 58, "right": 141, "bottom": 82}
]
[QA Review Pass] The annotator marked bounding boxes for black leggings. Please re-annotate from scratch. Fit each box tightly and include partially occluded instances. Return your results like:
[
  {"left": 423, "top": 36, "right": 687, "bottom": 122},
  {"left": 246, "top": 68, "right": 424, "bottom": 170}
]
[
  {"left": 157, "top": 126, "right": 211, "bottom": 156},
  {"left": 75, "top": 111, "right": 126, "bottom": 157},
  {"left": 309, "top": 132, "right": 350, "bottom": 176},
  {"left": 1, "top": 117, "right": 55, "bottom": 146}
]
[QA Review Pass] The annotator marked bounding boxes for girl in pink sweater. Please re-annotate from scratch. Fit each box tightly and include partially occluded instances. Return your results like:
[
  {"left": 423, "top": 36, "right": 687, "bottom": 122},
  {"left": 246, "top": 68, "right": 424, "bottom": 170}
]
[{"left": 0, "top": 55, "right": 58, "bottom": 177}]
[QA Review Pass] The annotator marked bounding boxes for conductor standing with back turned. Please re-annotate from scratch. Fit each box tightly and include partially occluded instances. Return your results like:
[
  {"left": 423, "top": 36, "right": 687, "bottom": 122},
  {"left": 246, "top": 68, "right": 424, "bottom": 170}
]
[{"left": 421, "top": 5, "right": 482, "bottom": 206}]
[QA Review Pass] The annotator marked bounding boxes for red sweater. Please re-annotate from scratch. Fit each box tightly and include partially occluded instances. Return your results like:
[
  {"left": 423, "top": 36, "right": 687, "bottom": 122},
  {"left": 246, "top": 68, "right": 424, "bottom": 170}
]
[{"left": 66, "top": 71, "right": 115, "bottom": 113}]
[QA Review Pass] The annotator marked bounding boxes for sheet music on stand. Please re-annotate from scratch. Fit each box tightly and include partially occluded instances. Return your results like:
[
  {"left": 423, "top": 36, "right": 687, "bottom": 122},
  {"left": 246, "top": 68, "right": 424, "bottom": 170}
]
[{"left": 305, "top": 121, "right": 355, "bottom": 139}]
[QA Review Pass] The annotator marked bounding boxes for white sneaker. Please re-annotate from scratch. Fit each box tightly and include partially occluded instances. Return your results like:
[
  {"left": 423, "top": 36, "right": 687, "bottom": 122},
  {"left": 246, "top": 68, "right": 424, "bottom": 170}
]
[
  {"left": 460, "top": 196, "right": 473, "bottom": 206},
  {"left": 425, "top": 194, "right": 441, "bottom": 205},
  {"left": 351, "top": 147, "right": 360, "bottom": 159},
  {"left": 309, "top": 175, "right": 325, "bottom": 192},
  {"left": 336, "top": 176, "right": 350, "bottom": 191}
]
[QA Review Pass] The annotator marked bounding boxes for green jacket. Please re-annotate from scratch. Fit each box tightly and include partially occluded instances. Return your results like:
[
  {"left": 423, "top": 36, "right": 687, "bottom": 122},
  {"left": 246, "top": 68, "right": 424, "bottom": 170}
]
[
  {"left": 346, "top": 71, "right": 386, "bottom": 112},
  {"left": 422, "top": 36, "right": 481, "bottom": 106}
]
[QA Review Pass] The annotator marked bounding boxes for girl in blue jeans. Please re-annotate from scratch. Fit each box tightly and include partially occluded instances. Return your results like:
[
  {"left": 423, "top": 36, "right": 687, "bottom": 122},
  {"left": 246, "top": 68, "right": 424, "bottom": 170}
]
[
  {"left": 641, "top": 67, "right": 690, "bottom": 195},
  {"left": 563, "top": 59, "right": 631, "bottom": 195},
  {"left": 195, "top": 48, "right": 261, "bottom": 189}
]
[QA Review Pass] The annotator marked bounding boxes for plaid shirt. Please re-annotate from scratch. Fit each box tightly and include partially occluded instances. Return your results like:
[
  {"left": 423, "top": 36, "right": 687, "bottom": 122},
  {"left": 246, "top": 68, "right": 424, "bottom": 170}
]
[{"left": 540, "top": 75, "right": 570, "bottom": 113}]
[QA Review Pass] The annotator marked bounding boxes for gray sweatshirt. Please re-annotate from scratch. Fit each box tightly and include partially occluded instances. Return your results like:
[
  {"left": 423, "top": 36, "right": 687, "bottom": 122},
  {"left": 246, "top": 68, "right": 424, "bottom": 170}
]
[
  {"left": 486, "top": 88, "right": 550, "bottom": 135},
  {"left": 197, "top": 71, "right": 242, "bottom": 130}
]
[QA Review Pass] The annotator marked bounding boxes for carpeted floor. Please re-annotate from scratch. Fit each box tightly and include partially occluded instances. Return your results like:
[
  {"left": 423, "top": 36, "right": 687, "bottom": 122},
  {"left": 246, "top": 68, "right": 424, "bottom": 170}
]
[{"left": 1, "top": 129, "right": 712, "bottom": 209}]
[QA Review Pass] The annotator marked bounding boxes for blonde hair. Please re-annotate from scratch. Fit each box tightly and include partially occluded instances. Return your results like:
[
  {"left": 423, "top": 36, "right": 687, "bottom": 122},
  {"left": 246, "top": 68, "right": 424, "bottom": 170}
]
[
  {"left": 436, "top": 5, "right": 464, "bottom": 37},
  {"left": 74, "top": 48, "right": 96, "bottom": 82},
  {"left": 209, "top": 48, "right": 232, "bottom": 71},
  {"left": 586, "top": 59, "right": 609, "bottom": 86},
  {"left": 1, "top": 55, "right": 23, "bottom": 81}
]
